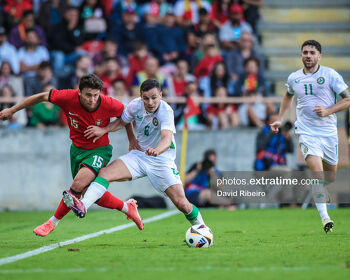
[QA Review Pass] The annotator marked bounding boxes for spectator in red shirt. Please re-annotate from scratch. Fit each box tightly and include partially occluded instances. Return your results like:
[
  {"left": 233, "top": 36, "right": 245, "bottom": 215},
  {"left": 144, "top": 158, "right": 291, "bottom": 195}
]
[
  {"left": 206, "top": 86, "right": 239, "bottom": 129},
  {"left": 99, "top": 57, "right": 124, "bottom": 95},
  {"left": 191, "top": 7, "right": 217, "bottom": 38},
  {"left": 210, "top": 0, "right": 232, "bottom": 28},
  {"left": 4, "top": 0, "right": 33, "bottom": 27},
  {"left": 194, "top": 44, "right": 222, "bottom": 79},
  {"left": 126, "top": 42, "right": 150, "bottom": 88},
  {"left": 110, "top": 78, "right": 130, "bottom": 105},
  {"left": 93, "top": 39, "right": 125, "bottom": 76},
  {"left": 167, "top": 59, "right": 196, "bottom": 97}
]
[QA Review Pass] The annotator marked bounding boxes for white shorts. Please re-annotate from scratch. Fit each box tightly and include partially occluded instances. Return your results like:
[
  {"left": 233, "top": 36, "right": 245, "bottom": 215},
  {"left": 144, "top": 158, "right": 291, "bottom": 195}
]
[
  {"left": 119, "top": 150, "right": 182, "bottom": 193},
  {"left": 298, "top": 134, "right": 338, "bottom": 165}
]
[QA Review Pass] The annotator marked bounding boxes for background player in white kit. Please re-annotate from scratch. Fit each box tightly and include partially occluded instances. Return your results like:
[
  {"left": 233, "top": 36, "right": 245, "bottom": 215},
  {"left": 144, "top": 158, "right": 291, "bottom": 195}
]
[
  {"left": 270, "top": 40, "right": 350, "bottom": 233},
  {"left": 64, "top": 79, "right": 206, "bottom": 227}
]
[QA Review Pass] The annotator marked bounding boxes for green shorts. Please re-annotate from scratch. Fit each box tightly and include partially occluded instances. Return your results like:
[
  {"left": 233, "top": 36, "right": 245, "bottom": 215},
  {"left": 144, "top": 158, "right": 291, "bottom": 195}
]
[{"left": 70, "top": 144, "right": 113, "bottom": 178}]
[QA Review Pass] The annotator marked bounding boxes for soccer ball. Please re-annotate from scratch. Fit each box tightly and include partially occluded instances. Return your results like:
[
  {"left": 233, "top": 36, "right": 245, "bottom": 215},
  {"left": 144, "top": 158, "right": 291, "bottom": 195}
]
[{"left": 185, "top": 224, "right": 213, "bottom": 248}]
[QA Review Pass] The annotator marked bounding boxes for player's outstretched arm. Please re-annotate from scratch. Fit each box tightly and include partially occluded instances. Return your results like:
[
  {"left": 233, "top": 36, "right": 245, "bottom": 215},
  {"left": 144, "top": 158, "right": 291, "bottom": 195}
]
[
  {"left": 270, "top": 91, "right": 294, "bottom": 133},
  {"left": 313, "top": 89, "right": 350, "bottom": 117},
  {"left": 145, "top": 129, "right": 172, "bottom": 157},
  {"left": 85, "top": 118, "right": 126, "bottom": 143},
  {"left": 0, "top": 92, "right": 49, "bottom": 120}
]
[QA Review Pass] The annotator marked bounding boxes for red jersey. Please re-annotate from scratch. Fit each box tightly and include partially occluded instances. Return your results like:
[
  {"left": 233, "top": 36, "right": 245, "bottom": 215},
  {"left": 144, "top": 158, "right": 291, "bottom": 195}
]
[{"left": 49, "top": 89, "right": 124, "bottom": 149}]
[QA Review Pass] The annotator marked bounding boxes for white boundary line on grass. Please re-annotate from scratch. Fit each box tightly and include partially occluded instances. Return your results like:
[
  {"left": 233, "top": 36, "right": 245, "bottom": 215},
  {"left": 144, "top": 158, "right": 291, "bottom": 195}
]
[
  {"left": 0, "top": 265, "right": 345, "bottom": 274},
  {"left": 0, "top": 209, "right": 179, "bottom": 267}
]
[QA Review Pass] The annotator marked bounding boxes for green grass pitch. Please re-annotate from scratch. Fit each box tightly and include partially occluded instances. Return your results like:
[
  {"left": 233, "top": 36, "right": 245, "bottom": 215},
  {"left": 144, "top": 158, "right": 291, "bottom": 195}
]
[{"left": 0, "top": 208, "right": 350, "bottom": 280}]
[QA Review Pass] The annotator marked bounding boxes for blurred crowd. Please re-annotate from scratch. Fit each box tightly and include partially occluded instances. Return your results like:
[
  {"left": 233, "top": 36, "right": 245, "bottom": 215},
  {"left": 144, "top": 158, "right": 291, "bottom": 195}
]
[{"left": 0, "top": 0, "right": 274, "bottom": 130}]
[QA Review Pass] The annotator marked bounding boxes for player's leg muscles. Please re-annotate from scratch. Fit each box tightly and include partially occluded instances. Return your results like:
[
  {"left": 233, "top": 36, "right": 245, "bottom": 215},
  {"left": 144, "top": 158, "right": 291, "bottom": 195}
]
[
  {"left": 166, "top": 184, "right": 205, "bottom": 225},
  {"left": 322, "top": 161, "right": 337, "bottom": 183},
  {"left": 165, "top": 184, "right": 192, "bottom": 213},
  {"left": 80, "top": 159, "right": 132, "bottom": 211},
  {"left": 99, "top": 159, "right": 132, "bottom": 182},
  {"left": 71, "top": 167, "right": 96, "bottom": 193},
  {"left": 305, "top": 155, "right": 323, "bottom": 173}
]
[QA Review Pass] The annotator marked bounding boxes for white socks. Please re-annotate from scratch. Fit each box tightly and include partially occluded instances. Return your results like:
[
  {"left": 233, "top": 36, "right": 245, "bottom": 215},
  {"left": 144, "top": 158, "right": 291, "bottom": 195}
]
[
  {"left": 189, "top": 211, "right": 205, "bottom": 226},
  {"left": 50, "top": 216, "right": 60, "bottom": 227},
  {"left": 121, "top": 203, "right": 129, "bottom": 213},
  {"left": 312, "top": 183, "right": 330, "bottom": 220},
  {"left": 81, "top": 182, "right": 107, "bottom": 210},
  {"left": 315, "top": 203, "right": 330, "bottom": 220}
]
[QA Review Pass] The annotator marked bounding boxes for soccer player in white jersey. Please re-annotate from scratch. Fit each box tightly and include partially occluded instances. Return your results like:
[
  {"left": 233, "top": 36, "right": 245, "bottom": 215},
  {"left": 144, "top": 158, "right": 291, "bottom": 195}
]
[
  {"left": 270, "top": 40, "right": 350, "bottom": 233},
  {"left": 63, "top": 79, "right": 206, "bottom": 227}
]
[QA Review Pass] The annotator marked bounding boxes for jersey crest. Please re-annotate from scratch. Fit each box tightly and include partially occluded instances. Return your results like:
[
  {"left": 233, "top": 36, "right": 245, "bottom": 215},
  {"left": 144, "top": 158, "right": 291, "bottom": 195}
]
[
  {"left": 96, "top": 119, "right": 102, "bottom": 126},
  {"left": 152, "top": 117, "right": 159, "bottom": 126},
  {"left": 317, "top": 77, "right": 325, "bottom": 85}
]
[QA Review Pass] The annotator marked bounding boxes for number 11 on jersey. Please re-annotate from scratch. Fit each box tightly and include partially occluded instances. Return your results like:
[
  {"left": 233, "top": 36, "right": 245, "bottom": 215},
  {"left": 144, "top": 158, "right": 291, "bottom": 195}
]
[{"left": 304, "top": 84, "right": 313, "bottom": 95}]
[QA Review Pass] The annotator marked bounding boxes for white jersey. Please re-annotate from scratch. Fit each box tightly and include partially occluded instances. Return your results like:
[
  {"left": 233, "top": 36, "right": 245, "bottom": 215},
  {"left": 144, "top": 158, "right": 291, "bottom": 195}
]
[
  {"left": 286, "top": 65, "right": 348, "bottom": 136},
  {"left": 121, "top": 97, "right": 176, "bottom": 160}
]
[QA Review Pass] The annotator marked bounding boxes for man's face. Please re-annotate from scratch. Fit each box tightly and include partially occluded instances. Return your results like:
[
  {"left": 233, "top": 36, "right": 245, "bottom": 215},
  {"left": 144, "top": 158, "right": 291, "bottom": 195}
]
[
  {"left": 245, "top": 60, "right": 258, "bottom": 75},
  {"left": 23, "top": 14, "right": 35, "bottom": 27},
  {"left": 230, "top": 13, "right": 242, "bottom": 24},
  {"left": 186, "top": 83, "right": 198, "bottom": 95},
  {"left": 105, "top": 40, "right": 117, "bottom": 56},
  {"left": 123, "top": 12, "right": 136, "bottom": 25},
  {"left": 187, "top": 32, "right": 200, "bottom": 48},
  {"left": 77, "top": 56, "right": 91, "bottom": 71},
  {"left": 105, "top": 59, "right": 119, "bottom": 73},
  {"left": 78, "top": 88, "right": 101, "bottom": 111},
  {"left": 0, "top": 62, "right": 11, "bottom": 76},
  {"left": 25, "top": 31, "right": 39, "bottom": 47},
  {"left": 141, "top": 87, "right": 162, "bottom": 113},
  {"left": 301, "top": 45, "right": 321, "bottom": 70},
  {"left": 164, "top": 14, "right": 176, "bottom": 27},
  {"left": 39, "top": 67, "right": 52, "bottom": 79},
  {"left": 199, "top": 13, "right": 209, "bottom": 24},
  {"left": 145, "top": 58, "right": 158, "bottom": 76},
  {"left": 65, "top": 9, "right": 79, "bottom": 24},
  {"left": 239, "top": 32, "right": 253, "bottom": 49},
  {"left": 177, "top": 61, "right": 188, "bottom": 76}
]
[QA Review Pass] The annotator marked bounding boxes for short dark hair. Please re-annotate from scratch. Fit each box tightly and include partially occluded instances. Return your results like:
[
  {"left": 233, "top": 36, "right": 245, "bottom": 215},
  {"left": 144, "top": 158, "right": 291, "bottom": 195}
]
[
  {"left": 301, "top": 40, "right": 322, "bottom": 53},
  {"left": 140, "top": 79, "right": 161, "bottom": 93},
  {"left": 23, "top": 10, "right": 34, "bottom": 18},
  {"left": 185, "top": 81, "right": 196, "bottom": 87},
  {"left": 103, "top": 57, "right": 118, "bottom": 63},
  {"left": 199, "top": 7, "right": 208, "bottom": 16},
  {"left": 78, "top": 74, "right": 104, "bottom": 91},
  {"left": 112, "top": 78, "right": 125, "bottom": 85},
  {"left": 39, "top": 61, "right": 52, "bottom": 70},
  {"left": 243, "top": 56, "right": 260, "bottom": 68},
  {"left": 25, "top": 27, "right": 36, "bottom": 35},
  {"left": 133, "top": 41, "right": 147, "bottom": 52},
  {"left": 204, "top": 149, "right": 216, "bottom": 160}
]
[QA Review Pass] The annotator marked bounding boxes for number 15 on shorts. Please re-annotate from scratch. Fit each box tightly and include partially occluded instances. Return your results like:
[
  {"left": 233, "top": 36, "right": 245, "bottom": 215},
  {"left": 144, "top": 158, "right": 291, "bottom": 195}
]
[{"left": 92, "top": 155, "right": 104, "bottom": 168}]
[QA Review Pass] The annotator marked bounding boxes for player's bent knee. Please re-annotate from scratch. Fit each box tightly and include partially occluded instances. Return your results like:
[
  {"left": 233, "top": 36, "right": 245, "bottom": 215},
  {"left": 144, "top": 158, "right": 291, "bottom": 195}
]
[
  {"left": 70, "top": 181, "right": 85, "bottom": 193},
  {"left": 98, "top": 167, "right": 109, "bottom": 179}
]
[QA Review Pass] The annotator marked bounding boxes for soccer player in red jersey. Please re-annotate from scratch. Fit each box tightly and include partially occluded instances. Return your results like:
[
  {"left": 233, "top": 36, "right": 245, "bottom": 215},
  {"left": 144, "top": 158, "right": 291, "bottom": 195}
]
[{"left": 0, "top": 74, "right": 143, "bottom": 236}]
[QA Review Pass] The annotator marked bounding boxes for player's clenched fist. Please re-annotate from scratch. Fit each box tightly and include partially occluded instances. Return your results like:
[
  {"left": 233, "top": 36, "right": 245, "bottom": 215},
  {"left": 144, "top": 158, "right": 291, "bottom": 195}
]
[
  {"left": 0, "top": 108, "right": 14, "bottom": 120},
  {"left": 313, "top": 105, "right": 329, "bottom": 117},
  {"left": 145, "top": 147, "right": 159, "bottom": 157},
  {"left": 269, "top": 120, "right": 281, "bottom": 133}
]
